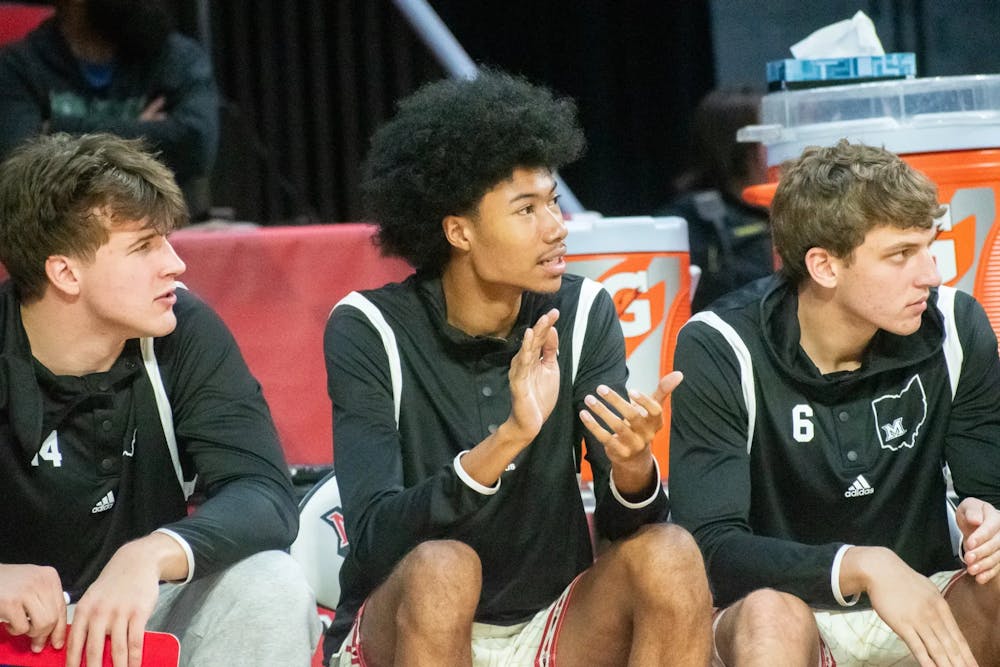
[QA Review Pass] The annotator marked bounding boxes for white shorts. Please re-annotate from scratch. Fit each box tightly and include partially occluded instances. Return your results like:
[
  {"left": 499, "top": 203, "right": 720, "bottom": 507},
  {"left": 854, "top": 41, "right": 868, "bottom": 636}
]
[
  {"left": 712, "top": 570, "right": 965, "bottom": 667},
  {"left": 332, "top": 574, "right": 581, "bottom": 667},
  {"left": 814, "top": 569, "right": 965, "bottom": 666},
  {"left": 711, "top": 607, "right": 837, "bottom": 667}
]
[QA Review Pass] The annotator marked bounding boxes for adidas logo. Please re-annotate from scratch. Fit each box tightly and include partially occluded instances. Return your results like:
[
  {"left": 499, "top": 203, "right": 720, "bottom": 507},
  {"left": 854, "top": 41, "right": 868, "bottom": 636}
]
[
  {"left": 844, "top": 475, "right": 874, "bottom": 498},
  {"left": 91, "top": 490, "right": 116, "bottom": 514}
]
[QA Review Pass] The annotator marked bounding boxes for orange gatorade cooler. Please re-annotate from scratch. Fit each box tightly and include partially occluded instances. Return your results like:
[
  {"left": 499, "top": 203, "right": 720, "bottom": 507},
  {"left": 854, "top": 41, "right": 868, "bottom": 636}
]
[
  {"left": 739, "top": 75, "right": 1000, "bottom": 342},
  {"left": 565, "top": 215, "right": 691, "bottom": 481}
]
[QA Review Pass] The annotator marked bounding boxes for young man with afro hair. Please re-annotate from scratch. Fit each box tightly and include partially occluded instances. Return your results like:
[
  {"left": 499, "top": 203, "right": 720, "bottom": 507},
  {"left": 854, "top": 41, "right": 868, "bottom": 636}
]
[{"left": 322, "top": 70, "right": 712, "bottom": 665}]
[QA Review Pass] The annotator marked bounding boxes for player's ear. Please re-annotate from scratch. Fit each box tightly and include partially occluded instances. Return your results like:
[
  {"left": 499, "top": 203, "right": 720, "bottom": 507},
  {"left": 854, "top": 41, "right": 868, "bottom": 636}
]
[
  {"left": 45, "top": 254, "right": 83, "bottom": 297},
  {"left": 804, "top": 246, "right": 839, "bottom": 288},
  {"left": 443, "top": 214, "right": 473, "bottom": 253}
]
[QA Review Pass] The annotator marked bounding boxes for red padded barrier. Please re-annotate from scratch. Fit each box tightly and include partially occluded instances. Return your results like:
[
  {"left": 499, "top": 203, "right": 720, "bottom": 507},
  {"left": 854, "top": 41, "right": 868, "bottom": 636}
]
[
  {"left": 0, "top": 2, "right": 53, "bottom": 45},
  {"left": 169, "top": 224, "right": 413, "bottom": 470}
]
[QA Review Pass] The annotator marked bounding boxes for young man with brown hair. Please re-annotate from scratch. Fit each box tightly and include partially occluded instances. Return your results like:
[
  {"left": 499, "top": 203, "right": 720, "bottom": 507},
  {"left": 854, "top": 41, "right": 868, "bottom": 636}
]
[
  {"left": 670, "top": 139, "right": 1000, "bottom": 666},
  {"left": 0, "top": 132, "right": 319, "bottom": 667}
]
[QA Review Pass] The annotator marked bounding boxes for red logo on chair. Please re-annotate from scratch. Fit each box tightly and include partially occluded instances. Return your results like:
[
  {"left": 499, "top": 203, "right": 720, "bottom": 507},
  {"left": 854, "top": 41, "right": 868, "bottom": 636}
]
[{"left": 322, "top": 506, "right": 350, "bottom": 557}]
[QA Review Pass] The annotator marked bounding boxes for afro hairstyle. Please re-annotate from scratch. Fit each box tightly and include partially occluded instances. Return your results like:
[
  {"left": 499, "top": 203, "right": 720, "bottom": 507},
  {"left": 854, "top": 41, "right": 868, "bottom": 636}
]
[{"left": 361, "top": 69, "right": 585, "bottom": 275}]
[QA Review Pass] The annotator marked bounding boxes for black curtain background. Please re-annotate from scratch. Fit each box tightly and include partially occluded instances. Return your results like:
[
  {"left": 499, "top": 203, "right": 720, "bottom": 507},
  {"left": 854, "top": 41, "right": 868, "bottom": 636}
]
[{"left": 171, "top": 0, "right": 714, "bottom": 224}]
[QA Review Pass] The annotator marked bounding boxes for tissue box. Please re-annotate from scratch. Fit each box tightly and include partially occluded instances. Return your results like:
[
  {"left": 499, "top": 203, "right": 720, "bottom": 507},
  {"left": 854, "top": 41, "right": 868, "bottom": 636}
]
[{"left": 767, "top": 53, "right": 916, "bottom": 91}]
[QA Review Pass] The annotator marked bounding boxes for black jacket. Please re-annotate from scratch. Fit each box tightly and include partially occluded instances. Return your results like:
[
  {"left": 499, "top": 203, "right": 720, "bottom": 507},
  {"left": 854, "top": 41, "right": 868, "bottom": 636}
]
[
  {"left": 323, "top": 274, "right": 669, "bottom": 651},
  {"left": 0, "top": 283, "right": 298, "bottom": 595},
  {"left": 670, "top": 276, "right": 1000, "bottom": 607}
]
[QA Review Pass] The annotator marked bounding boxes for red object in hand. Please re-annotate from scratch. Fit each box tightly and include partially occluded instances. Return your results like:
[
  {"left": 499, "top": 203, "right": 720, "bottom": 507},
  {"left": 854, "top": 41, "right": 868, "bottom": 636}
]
[{"left": 0, "top": 624, "right": 179, "bottom": 667}]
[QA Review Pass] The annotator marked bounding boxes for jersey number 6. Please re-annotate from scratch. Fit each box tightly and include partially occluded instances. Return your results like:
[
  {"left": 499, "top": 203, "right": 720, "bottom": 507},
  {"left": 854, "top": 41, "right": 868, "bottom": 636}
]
[{"left": 792, "top": 404, "right": 814, "bottom": 443}]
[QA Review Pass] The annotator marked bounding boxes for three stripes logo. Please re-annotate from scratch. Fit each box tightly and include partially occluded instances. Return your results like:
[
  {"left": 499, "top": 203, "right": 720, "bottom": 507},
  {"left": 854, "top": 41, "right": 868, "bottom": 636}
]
[
  {"left": 844, "top": 475, "right": 874, "bottom": 498},
  {"left": 91, "top": 490, "right": 116, "bottom": 514}
]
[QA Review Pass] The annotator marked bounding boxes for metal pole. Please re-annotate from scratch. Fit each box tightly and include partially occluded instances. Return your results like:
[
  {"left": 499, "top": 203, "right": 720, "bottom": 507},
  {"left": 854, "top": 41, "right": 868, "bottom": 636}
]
[
  {"left": 193, "top": 0, "right": 212, "bottom": 53},
  {"left": 391, "top": 0, "right": 477, "bottom": 80},
  {"left": 391, "top": 0, "right": 587, "bottom": 213}
]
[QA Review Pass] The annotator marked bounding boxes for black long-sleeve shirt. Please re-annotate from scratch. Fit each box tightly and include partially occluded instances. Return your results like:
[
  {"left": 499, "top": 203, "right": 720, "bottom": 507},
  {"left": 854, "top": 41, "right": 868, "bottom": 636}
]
[
  {"left": 0, "top": 283, "right": 298, "bottom": 595},
  {"left": 323, "top": 273, "right": 669, "bottom": 650},
  {"left": 669, "top": 276, "right": 1000, "bottom": 608}
]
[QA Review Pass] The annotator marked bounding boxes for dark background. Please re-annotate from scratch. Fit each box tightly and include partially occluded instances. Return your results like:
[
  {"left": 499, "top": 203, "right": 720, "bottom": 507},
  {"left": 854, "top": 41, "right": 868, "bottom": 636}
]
[{"left": 165, "top": 0, "right": 1000, "bottom": 224}]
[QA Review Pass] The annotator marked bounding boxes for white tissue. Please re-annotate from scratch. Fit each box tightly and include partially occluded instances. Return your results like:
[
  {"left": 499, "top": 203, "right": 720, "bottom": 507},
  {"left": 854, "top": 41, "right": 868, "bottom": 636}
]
[{"left": 790, "top": 10, "right": 885, "bottom": 58}]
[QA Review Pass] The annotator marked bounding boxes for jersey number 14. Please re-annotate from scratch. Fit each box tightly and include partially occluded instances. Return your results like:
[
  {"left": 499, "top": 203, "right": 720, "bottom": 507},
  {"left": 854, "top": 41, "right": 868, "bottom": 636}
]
[{"left": 31, "top": 431, "right": 63, "bottom": 467}]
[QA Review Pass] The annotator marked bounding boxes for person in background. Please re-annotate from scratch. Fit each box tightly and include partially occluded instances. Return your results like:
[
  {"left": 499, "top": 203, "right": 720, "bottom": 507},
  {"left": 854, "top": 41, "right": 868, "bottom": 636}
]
[
  {"left": 0, "top": 0, "right": 219, "bottom": 218},
  {"left": 670, "top": 140, "right": 1000, "bottom": 666},
  {"left": 323, "top": 70, "right": 712, "bottom": 666},
  {"left": 0, "top": 132, "right": 319, "bottom": 667},
  {"left": 662, "top": 87, "right": 773, "bottom": 312}
]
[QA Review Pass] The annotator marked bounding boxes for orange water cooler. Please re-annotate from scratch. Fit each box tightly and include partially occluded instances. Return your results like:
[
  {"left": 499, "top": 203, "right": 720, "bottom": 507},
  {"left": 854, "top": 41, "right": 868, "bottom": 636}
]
[{"left": 564, "top": 215, "right": 691, "bottom": 481}]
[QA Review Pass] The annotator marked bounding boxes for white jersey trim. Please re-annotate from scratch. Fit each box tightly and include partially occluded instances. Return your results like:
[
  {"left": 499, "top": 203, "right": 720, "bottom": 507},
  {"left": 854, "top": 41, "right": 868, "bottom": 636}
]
[
  {"left": 610, "top": 457, "right": 662, "bottom": 508},
  {"left": 140, "top": 334, "right": 197, "bottom": 501},
  {"left": 935, "top": 286, "right": 963, "bottom": 400},
  {"left": 453, "top": 451, "right": 502, "bottom": 495},
  {"left": 934, "top": 286, "right": 965, "bottom": 558},
  {"left": 154, "top": 528, "right": 195, "bottom": 584},
  {"left": 685, "top": 312, "right": 757, "bottom": 454},
  {"left": 571, "top": 278, "right": 610, "bottom": 475},
  {"left": 334, "top": 291, "right": 403, "bottom": 427},
  {"left": 831, "top": 544, "right": 861, "bottom": 606},
  {"left": 571, "top": 278, "right": 606, "bottom": 385}
]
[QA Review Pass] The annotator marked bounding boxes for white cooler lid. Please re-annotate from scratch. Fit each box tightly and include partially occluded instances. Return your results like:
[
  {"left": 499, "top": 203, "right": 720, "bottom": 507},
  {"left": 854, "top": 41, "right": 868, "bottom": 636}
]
[
  {"left": 565, "top": 215, "right": 688, "bottom": 254},
  {"left": 738, "top": 74, "right": 1000, "bottom": 165}
]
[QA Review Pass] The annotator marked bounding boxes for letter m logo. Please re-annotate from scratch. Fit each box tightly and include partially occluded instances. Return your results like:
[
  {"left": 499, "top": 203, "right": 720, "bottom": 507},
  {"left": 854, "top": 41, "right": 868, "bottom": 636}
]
[
  {"left": 871, "top": 375, "right": 927, "bottom": 451},
  {"left": 880, "top": 418, "right": 907, "bottom": 441}
]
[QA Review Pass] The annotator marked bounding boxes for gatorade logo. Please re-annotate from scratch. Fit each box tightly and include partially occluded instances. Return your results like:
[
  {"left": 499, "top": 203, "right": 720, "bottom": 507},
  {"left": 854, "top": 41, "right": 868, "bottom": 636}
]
[
  {"left": 931, "top": 186, "right": 994, "bottom": 293},
  {"left": 603, "top": 270, "right": 653, "bottom": 338},
  {"left": 594, "top": 256, "right": 668, "bottom": 357}
]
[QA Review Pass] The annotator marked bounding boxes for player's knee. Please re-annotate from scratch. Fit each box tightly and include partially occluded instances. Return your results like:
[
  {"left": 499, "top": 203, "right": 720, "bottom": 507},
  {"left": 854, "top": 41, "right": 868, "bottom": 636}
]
[
  {"left": 734, "top": 589, "right": 816, "bottom": 644},
  {"left": 955, "top": 568, "right": 1000, "bottom": 621},
  {"left": 220, "top": 550, "right": 316, "bottom": 615},
  {"left": 398, "top": 540, "right": 481, "bottom": 618},
  {"left": 620, "top": 523, "right": 709, "bottom": 603},
  {"left": 627, "top": 524, "right": 704, "bottom": 577},
  {"left": 402, "top": 539, "right": 481, "bottom": 585},
  {"left": 980, "top": 568, "right": 1000, "bottom": 600}
]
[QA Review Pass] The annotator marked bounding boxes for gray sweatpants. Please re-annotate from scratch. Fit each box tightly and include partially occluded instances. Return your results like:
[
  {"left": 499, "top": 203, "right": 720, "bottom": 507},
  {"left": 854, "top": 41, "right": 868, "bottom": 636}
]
[{"left": 148, "top": 550, "right": 322, "bottom": 666}]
